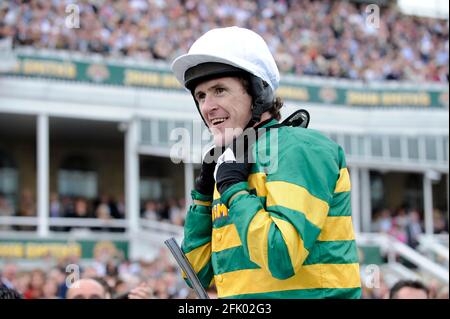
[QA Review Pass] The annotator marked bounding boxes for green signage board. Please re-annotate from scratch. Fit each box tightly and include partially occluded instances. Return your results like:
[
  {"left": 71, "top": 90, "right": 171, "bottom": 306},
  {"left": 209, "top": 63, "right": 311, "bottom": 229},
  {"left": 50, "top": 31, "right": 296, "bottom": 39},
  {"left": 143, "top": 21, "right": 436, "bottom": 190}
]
[
  {"left": 5, "top": 53, "right": 448, "bottom": 108},
  {"left": 0, "top": 238, "right": 128, "bottom": 260}
]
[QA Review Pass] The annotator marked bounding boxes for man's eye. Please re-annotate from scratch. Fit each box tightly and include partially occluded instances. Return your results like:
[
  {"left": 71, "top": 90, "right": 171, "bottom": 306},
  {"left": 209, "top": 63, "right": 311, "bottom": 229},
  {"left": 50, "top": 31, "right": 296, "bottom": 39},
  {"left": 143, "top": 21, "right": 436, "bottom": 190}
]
[
  {"left": 196, "top": 93, "right": 205, "bottom": 102},
  {"left": 215, "top": 88, "right": 224, "bottom": 94}
]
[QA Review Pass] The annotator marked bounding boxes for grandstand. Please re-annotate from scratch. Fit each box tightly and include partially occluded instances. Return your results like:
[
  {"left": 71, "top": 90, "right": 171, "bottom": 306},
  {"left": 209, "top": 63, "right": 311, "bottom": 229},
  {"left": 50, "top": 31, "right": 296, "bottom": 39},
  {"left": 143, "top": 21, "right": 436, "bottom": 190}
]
[{"left": 0, "top": 0, "right": 448, "bottom": 299}]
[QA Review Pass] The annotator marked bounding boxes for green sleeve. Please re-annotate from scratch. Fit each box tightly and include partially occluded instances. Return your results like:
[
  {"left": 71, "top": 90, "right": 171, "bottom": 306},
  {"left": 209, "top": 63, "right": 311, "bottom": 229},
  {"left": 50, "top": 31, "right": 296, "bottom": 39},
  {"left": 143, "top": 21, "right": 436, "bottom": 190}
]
[{"left": 181, "top": 190, "right": 214, "bottom": 289}]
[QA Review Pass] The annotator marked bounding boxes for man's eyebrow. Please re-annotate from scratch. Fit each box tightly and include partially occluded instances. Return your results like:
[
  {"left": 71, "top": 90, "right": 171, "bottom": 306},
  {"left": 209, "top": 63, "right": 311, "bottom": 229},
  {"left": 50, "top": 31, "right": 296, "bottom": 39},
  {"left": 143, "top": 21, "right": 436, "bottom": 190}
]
[
  {"left": 209, "top": 82, "right": 226, "bottom": 89},
  {"left": 195, "top": 82, "right": 227, "bottom": 96}
]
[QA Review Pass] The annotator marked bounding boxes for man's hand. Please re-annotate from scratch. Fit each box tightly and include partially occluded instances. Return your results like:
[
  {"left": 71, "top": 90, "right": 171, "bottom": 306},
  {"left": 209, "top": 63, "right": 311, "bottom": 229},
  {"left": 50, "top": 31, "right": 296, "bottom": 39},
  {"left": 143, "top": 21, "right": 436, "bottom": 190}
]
[
  {"left": 214, "top": 129, "right": 256, "bottom": 195},
  {"left": 194, "top": 145, "right": 224, "bottom": 196},
  {"left": 128, "top": 282, "right": 153, "bottom": 299}
]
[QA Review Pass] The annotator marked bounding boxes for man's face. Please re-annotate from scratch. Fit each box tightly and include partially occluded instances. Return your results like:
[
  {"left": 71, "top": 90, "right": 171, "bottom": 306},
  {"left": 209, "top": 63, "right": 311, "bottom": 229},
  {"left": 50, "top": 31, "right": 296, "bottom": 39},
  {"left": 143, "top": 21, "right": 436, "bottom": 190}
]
[{"left": 194, "top": 77, "right": 252, "bottom": 146}]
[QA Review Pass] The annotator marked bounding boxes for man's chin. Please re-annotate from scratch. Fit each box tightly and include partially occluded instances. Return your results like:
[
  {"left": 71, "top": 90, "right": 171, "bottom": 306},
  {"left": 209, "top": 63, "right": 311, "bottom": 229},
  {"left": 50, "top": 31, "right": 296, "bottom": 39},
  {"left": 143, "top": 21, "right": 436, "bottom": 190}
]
[
  {"left": 211, "top": 127, "right": 245, "bottom": 146},
  {"left": 213, "top": 134, "right": 226, "bottom": 147}
]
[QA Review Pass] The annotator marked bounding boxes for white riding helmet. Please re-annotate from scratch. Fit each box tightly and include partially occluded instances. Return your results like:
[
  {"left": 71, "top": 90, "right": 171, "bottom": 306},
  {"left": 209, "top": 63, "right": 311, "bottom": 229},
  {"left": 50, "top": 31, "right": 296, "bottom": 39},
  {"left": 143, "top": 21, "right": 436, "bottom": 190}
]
[{"left": 171, "top": 26, "right": 279, "bottom": 91}]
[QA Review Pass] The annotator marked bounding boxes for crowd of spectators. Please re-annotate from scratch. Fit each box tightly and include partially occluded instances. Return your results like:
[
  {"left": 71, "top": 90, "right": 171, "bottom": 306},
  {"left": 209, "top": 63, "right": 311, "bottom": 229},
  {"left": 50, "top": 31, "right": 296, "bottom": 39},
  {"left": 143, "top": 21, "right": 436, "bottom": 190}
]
[
  {"left": 359, "top": 271, "right": 449, "bottom": 299},
  {"left": 141, "top": 198, "right": 185, "bottom": 226},
  {"left": 372, "top": 206, "right": 448, "bottom": 248},
  {"left": 0, "top": 0, "right": 448, "bottom": 83},
  {"left": 0, "top": 247, "right": 197, "bottom": 299},
  {"left": 1, "top": 252, "right": 448, "bottom": 299},
  {"left": 0, "top": 190, "right": 186, "bottom": 231}
]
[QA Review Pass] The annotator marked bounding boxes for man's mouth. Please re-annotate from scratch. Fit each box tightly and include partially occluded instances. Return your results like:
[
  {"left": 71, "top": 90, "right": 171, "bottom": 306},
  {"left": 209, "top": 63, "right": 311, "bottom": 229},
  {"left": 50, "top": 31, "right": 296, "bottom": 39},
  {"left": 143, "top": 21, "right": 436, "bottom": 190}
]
[{"left": 210, "top": 117, "right": 229, "bottom": 127}]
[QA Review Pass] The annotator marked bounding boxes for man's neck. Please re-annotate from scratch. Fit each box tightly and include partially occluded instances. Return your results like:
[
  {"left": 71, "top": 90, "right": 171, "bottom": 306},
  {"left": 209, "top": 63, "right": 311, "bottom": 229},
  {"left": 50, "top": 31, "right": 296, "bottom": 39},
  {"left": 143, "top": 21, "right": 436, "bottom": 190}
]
[{"left": 253, "top": 112, "right": 273, "bottom": 128}]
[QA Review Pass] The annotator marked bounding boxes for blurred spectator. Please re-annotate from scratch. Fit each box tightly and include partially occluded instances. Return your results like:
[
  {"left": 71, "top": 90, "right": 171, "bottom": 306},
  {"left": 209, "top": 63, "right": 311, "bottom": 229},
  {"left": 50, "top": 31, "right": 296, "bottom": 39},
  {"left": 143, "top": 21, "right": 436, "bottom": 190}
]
[
  {"left": 0, "top": 193, "right": 14, "bottom": 226},
  {"left": 94, "top": 195, "right": 112, "bottom": 219},
  {"left": 0, "top": 263, "right": 17, "bottom": 289},
  {"left": 433, "top": 208, "right": 448, "bottom": 234},
  {"left": 66, "top": 277, "right": 153, "bottom": 299},
  {"left": 14, "top": 271, "right": 30, "bottom": 295},
  {"left": 113, "top": 279, "right": 129, "bottom": 297},
  {"left": 394, "top": 206, "right": 409, "bottom": 229},
  {"left": 372, "top": 208, "right": 392, "bottom": 233},
  {"left": 49, "top": 192, "right": 66, "bottom": 231},
  {"left": 0, "top": 194, "right": 14, "bottom": 231},
  {"left": 389, "top": 280, "right": 429, "bottom": 299},
  {"left": 405, "top": 209, "right": 423, "bottom": 249},
  {"left": 41, "top": 278, "right": 59, "bottom": 299},
  {"left": 142, "top": 200, "right": 159, "bottom": 221},
  {"left": 388, "top": 219, "right": 407, "bottom": 244},
  {"left": 109, "top": 195, "right": 126, "bottom": 232},
  {"left": 47, "top": 267, "right": 68, "bottom": 298},
  {"left": 168, "top": 198, "right": 183, "bottom": 226},
  {"left": 49, "top": 192, "right": 63, "bottom": 218},
  {"left": 95, "top": 203, "right": 112, "bottom": 231},
  {"left": 157, "top": 201, "right": 170, "bottom": 220},
  {"left": 18, "top": 189, "right": 35, "bottom": 217},
  {"left": 125, "top": 281, "right": 154, "bottom": 299},
  {"left": 93, "top": 276, "right": 114, "bottom": 298},
  {"left": 17, "top": 189, "right": 36, "bottom": 230},
  {"left": 66, "top": 278, "right": 107, "bottom": 299},
  {"left": 67, "top": 198, "right": 91, "bottom": 219},
  {"left": 23, "top": 269, "right": 46, "bottom": 299},
  {"left": 0, "top": 283, "right": 22, "bottom": 299}
]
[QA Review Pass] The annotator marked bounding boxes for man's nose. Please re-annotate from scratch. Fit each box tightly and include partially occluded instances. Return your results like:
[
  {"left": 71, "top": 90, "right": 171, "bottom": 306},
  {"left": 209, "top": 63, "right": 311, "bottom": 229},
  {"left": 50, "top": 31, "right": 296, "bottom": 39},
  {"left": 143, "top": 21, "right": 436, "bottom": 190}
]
[{"left": 200, "top": 94, "right": 217, "bottom": 115}]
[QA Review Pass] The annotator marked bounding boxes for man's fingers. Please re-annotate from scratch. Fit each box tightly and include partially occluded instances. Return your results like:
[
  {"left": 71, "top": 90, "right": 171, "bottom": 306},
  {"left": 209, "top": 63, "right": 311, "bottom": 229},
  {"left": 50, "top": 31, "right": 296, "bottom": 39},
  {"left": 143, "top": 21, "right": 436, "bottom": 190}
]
[{"left": 128, "top": 286, "right": 153, "bottom": 299}]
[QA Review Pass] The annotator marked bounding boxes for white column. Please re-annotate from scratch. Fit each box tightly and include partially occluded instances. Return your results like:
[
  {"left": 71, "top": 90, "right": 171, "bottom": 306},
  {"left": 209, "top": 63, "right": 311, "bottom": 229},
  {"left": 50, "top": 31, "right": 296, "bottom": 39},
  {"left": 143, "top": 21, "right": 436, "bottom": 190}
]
[
  {"left": 350, "top": 166, "right": 361, "bottom": 233},
  {"left": 37, "top": 114, "right": 49, "bottom": 237},
  {"left": 361, "top": 168, "right": 372, "bottom": 232},
  {"left": 125, "top": 119, "right": 140, "bottom": 234},
  {"left": 423, "top": 172, "right": 434, "bottom": 235},
  {"left": 184, "top": 162, "right": 194, "bottom": 207},
  {"left": 446, "top": 173, "right": 450, "bottom": 231}
]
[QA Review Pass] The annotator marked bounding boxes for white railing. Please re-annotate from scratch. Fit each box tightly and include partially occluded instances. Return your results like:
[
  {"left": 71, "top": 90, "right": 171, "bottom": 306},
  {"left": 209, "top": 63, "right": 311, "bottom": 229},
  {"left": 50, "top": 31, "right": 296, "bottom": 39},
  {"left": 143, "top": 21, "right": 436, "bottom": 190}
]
[
  {"left": 356, "top": 232, "right": 449, "bottom": 285},
  {"left": 138, "top": 218, "right": 183, "bottom": 236},
  {"left": 388, "top": 262, "right": 422, "bottom": 282},
  {"left": 418, "top": 234, "right": 449, "bottom": 268},
  {"left": 0, "top": 216, "right": 128, "bottom": 229},
  {"left": 0, "top": 216, "right": 39, "bottom": 226},
  {"left": 0, "top": 216, "right": 183, "bottom": 237}
]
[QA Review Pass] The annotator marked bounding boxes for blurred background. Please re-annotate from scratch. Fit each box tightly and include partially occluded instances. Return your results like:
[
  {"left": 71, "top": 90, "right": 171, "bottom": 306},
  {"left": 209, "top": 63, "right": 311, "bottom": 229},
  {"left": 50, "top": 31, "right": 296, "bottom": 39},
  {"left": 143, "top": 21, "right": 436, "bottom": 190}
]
[{"left": 0, "top": 0, "right": 448, "bottom": 299}]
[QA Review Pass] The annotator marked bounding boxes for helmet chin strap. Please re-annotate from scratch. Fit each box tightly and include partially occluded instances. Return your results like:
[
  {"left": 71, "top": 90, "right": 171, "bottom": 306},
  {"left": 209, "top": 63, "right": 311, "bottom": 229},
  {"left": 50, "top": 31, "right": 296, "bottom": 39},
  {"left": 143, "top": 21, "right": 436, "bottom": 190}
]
[
  {"left": 244, "top": 114, "right": 273, "bottom": 130},
  {"left": 244, "top": 109, "right": 267, "bottom": 130},
  {"left": 245, "top": 75, "right": 274, "bottom": 129},
  {"left": 244, "top": 114, "right": 258, "bottom": 130}
]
